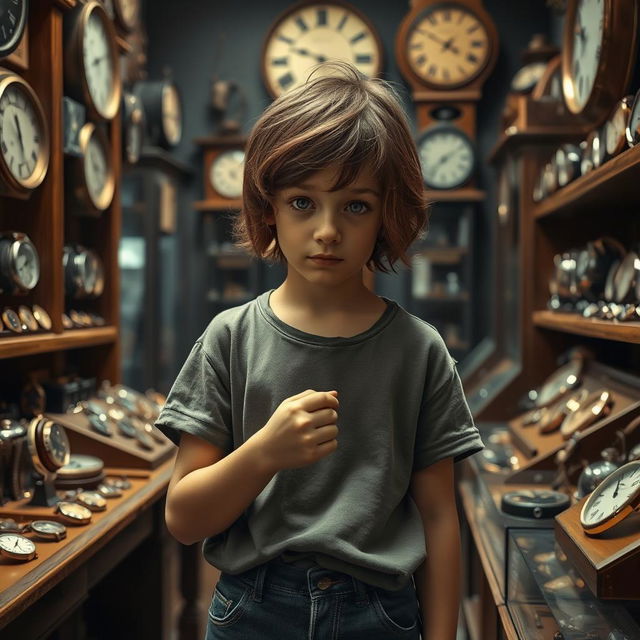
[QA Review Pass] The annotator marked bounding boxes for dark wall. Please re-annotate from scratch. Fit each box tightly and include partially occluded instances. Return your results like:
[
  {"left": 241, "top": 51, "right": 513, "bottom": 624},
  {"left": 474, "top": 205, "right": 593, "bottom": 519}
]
[{"left": 143, "top": 0, "right": 551, "bottom": 372}]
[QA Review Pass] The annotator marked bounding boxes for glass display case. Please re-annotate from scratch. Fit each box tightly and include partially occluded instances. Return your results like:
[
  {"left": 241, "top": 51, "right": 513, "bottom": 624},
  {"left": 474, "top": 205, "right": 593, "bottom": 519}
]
[{"left": 508, "top": 529, "right": 640, "bottom": 639}]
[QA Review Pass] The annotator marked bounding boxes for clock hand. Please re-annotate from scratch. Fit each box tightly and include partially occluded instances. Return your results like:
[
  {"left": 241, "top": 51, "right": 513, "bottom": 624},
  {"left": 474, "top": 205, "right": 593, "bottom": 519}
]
[
  {"left": 14, "top": 114, "right": 25, "bottom": 156},
  {"left": 290, "top": 47, "right": 326, "bottom": 63},
  {"left": 612, "top": 476, "right": 622, "bottom": 498}
]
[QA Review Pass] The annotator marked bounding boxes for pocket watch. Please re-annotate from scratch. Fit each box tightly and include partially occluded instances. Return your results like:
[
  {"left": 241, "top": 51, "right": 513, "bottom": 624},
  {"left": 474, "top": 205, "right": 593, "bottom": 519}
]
[
  {"left": 64, "top": 1, "right": 122, "bottom": 121},
  {"left": 32, "top": 304, "right": 52, "bottom": 331},
  {"left": 0, "top": 532, "right": 37, "bottom": 561},
  {"left": 54, "top": 500, "right": 92, "bottom": 525},
  {"left": 27, "top": 417, "right": 71, "bottom": 476},
  {"left": 501, "top": 490, "right": 570, "bottom": 519},
  {"left": 209, "top": 149, "right": 245, "bottom": 200},
  {"left": 0, "top": 0, "right": 28, "bottom": 58},
  {"left": 2, "top": 307, "right": 22, "bottom": 333},
  {"left": 604, "top": 95, "right": 633, "bottom": 158},
  {"left": 417, "top": 125, "right": 475, "bottom": 190},
  {"left": 626, "top": 87, "right": 640, "bottom": 147},
  {"left": 26, "top": 520, "right": 67, "bottom": 542},
  {"left": 262, "top": 1, "right": 383, "bottom": 98},
  {"left": 0, "top": 70, "right": 51, "bottom": 199},
  {"left": 580, "top": 460, "right": 640, "bottom": 534},
  {"left": 17, "top": 305, "right": 38, "bottom": 332},
  {"left": 531, "top": 354, "right": 585, "bottom": 408},
  {"left": 0, "top": 232, "right": 40, "bottom": 295},
  {"left": 97, "top": 482, "right": 121, "bottom": 498},
  {"left": 63, "top": 245, "right": 103, "bottom": 299},
  {"left": 75, "top": 490, "right": 107, "bottom": 512},
  {"left": 560, "top": 389, "right": 613, "bottom": 440},
  {"left": 61, "top": 313, "right": 74, "bottom": 330},
  {"left": 575, "top": 237, "right": 625, "bottom": 302},
  {"left": 537, "top": 388, "right": 589, "bottom": 435}
]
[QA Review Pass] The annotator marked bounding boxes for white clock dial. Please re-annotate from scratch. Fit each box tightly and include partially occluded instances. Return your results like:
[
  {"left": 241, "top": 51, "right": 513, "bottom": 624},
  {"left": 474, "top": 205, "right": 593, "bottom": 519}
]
[
  {"left": 85, "top": 132, "right": 107, "bottom": 206},
  {"left": 263, "top": 3, "right": 382, "bottom": 97},
  {"left": 0, "top": 533, "right": 36, "bottom": 555},
  {"left": 605, "top": 103, "right": 628, "bottom": 155},
  {"left": 511, "top": 61, "right": 547, "bottom": 93},
  {"left": 82, "top": 8, "right": 116, "bottom": 119},
  {"left": 210, "top": 150, "right": 245, "bottom": 199},
  {"left": 567, "top": 0, "right": 604, "bottom": 112},
  {"left": 418, "top": 127, "right": 474, "bottom": 189},
  {"left": 15, "top": 239, "right": 40, "bottom": 290},
  {"left": 580, "top": 460, "right": 640, "bottom": 532},
  {"left": 0, "top": 82, "right": 46, "bottom": 187}
]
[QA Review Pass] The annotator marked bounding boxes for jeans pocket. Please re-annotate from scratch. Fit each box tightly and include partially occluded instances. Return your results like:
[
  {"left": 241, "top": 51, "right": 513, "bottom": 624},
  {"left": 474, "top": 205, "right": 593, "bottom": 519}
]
[
  {"left": 208, "top": 575, "right": 252, "bottom": 627},
  {"left": 371, "top": 583, "right": 419, "bottom": 634}
]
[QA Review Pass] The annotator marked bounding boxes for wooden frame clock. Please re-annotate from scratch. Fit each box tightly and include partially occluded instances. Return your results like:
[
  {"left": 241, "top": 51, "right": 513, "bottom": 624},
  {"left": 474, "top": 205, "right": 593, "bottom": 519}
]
[
  {"left": 395, "top": 0, "right": 498, "bottom": 192},
  {"left": 194, "top": 136, "right": 246, "bottom": 211}
]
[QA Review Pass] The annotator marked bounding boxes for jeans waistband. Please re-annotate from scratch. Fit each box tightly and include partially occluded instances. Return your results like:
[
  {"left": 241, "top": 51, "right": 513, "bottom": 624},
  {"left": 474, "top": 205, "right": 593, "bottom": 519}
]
[{"left": 229, "top": 557, "right": 370, "bottom": 604}]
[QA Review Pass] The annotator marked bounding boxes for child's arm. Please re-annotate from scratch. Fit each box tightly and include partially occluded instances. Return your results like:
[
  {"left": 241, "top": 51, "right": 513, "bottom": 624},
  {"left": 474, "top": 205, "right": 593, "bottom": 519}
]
[
  {"left": 410, "top": 456, "right": 461, "bottom": 640},
  {"left": 165, "top": 389, "right": 339, "bottom": 546}
]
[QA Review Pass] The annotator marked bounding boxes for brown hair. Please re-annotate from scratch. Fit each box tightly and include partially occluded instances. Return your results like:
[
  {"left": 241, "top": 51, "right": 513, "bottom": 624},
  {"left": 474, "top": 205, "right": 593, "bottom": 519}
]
[{"left": 232, "top": 61, "right": 428, "bottom": 273}]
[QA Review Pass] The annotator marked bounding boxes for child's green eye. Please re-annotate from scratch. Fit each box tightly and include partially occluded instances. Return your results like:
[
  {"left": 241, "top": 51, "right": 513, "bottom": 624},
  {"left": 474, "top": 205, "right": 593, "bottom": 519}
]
[{"left": 291, "top": 197, "right": 312, "bottom": 211}]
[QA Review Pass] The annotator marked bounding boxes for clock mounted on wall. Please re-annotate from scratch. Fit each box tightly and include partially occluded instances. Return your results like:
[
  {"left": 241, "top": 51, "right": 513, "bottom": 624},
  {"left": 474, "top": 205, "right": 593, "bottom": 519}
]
[{"left": 261, "top": 0, "right": 383, "bottom": 99}]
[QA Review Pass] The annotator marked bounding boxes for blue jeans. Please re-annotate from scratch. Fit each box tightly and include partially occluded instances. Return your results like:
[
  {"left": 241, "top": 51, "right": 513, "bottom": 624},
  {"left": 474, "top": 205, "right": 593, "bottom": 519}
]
[{"left": 204, "top": 557, "right": 422, "bottom": 639}]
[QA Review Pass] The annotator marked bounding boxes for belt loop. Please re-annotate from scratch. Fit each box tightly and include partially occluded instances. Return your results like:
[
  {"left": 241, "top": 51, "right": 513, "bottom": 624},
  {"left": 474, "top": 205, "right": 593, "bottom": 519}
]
[
  {"left": 252, "top": 563, "right": 268, "bottom": 603},
  {"left": 351, "top": 575, "right": 369, "bottom": 605}
]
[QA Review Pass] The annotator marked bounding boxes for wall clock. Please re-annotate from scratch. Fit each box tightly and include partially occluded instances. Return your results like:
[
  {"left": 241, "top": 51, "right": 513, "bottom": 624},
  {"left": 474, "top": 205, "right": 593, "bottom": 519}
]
[
  {"left": 261, "top": 0, "right": 383, "bottom": 98},
  {"left": 196, "top": 136, "right": 246, "bottom": 209},
  {"left": 64, "top": 0, "right": 122, "bottom": 122},
  {"left": 561, "top": 0, "right": 638, "bottom": 122},
  {"left": 134, "top": 78, "right": 183, "bottom": 149},
  {"left": 0, "top": 0, "right": 28, "bottom": 59},
  {"left": 0, "top": 70, "right": 50, "bottom": 199}
]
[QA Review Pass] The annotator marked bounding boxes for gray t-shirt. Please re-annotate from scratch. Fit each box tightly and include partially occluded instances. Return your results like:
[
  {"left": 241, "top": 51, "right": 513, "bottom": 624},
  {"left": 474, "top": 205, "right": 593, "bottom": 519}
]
[{"left": 155, "top": 289, "right": 483, "bottom": 590}]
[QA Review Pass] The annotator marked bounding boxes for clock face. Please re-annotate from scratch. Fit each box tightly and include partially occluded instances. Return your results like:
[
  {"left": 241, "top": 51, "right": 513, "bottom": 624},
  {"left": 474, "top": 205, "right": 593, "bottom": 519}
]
[
  {"left": 0, "top": 81, "right": 49, "bottom": 189},
  {"left": 14, "top": 238, "right": 40, "bottom": 290},
  {"left": 162, "top": 84, "right": 182, "bottom": 147},
  {"left": 605, "top": 96, "right": 632, "bottom": 156},
  {"left": 0, "top": 533, "right": 35, "bottom": 556},
  {"left": 406, "top": 4, "right": 490, "bottom": 88},
  {"left": 580, "top": 460, "right": 640, "bottom": 533},
  {"left": 418, "top": 126, "right": 474, "bottom": 189},
  {"left": 210, "top": 150, "right": 245, "bottom": 199},
  {"left": 47, "top": 423, "right": 70, "bottom": 467},
  {"left": 262, "top": 2, "right": 382, "bottom": 98},
  {"left": 0, "top": 0, "right": 27, "bottom": 57},
  {"left": 563, "top": 0, "right": 605, "bottom": 114},
  {"left": 82, "top": 125, "right": 113, "bottom": 210},
  {"left": 511, "top": 61, "right": 547, "bottom": 94},
  {"left": 57, "top": 501, "right": 92, "bottom": 521},
  {"left": 82, "top": 6, "right": 118, "bottom": 119}
]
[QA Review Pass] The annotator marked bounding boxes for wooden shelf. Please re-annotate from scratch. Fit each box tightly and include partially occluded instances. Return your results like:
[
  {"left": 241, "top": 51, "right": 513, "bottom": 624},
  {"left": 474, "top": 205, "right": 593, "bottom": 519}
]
[
  {"left": 533, "top": 311, "right": 640, "bottom": 344},
  {"left": 0, "top": 327, "right": 118, "bottom": 360},
  {"left": 425, "top": 188, "right": 485, "bottom": 202},
  {"left": 533, "top": 145, "right": 640, "bottom": 219},
  {"left": 194, "top": 199, "right": 242, "bottom": 212}
]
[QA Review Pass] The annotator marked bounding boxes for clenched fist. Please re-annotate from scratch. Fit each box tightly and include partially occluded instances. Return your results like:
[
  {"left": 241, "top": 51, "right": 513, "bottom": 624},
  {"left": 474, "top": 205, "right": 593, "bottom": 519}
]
[{"left": 250, "top": 389, "right": 339, "bottom": 472}]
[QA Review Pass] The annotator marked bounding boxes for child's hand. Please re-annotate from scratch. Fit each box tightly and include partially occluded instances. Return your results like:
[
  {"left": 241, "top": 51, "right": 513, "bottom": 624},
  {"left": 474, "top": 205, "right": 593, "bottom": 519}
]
[{"left": 250, "top": 389, "right": 339, "bottom": 472}]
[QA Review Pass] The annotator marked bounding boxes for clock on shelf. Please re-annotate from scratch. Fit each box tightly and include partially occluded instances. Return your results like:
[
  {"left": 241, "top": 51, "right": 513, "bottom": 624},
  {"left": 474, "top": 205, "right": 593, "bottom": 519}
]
[
  {"left": 561, "top": 0, "right": 639, "bottom": 123},
  {"left": 0, "top": 70, "right": 50, "bottom": 199},
  {"left": 63, "top": 0, "right": 122, "bottom": 122},
  {"left": 0, "top": 0, "right": 29, "bottom": 71},
  {"left": 194, "top": 136, "right": 245, "bottom": 211},
  {"left": 261, "top": 0, "right": 383, "bottom": 99}
]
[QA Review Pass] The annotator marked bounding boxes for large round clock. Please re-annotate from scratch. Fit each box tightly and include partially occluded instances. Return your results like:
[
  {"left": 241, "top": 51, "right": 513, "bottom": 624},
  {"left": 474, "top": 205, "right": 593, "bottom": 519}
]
[
  {"left": 261, "top": 0, "right": 383, "bottom": 98},
  {"left": 417, "top": 124, "right": 475, "bottom": 189},
  {"left": 64, "top": 1, "right": 122, "bottom": 121},
  {"left": 0, "top": 0, "right": 28, "bottom": 58},
  {"left": 398, "top": 2, "right": 496, "bottom": 90},
  {"left": 561, "top": 0, "right": 638, "bottom": 121}
]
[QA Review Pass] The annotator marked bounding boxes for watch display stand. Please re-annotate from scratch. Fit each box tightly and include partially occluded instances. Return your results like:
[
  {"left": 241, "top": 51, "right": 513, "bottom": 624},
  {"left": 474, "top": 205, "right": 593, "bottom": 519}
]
[
  {"left": 45, "top": 412, "right": 175, "bottom": 470},
  {"left": 29, "top": 473, "right": 60, "bottom": 507},
  {"left": 505, "top": 361, "right": 640, "bottom": 479},
  {"left": 555, "top": 498, "right": 640, "bottom": 600},
  {"left": 507, "top": 528, "right": 640, "bottom": 638}
]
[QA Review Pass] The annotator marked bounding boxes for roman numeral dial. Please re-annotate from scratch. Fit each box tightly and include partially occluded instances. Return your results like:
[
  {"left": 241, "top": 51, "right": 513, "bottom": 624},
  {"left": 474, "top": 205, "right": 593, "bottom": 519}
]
[
  {"left": 405, "top": 4, "right": 490, "bottom": 88},
  {"left": 262, "top": 2, "right": 383, "bottom": 98}
]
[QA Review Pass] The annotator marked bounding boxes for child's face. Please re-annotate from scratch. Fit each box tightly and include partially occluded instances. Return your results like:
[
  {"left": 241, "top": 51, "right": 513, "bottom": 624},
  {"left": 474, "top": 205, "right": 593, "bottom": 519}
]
[{"left": 267, "top": 164, "right": 382, "bottom": 289}]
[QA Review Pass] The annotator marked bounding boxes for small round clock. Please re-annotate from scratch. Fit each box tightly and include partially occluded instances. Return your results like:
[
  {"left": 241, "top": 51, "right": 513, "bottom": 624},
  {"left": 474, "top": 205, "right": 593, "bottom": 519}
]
[
  {"left": 262, "top": 1, "right": 383, "bottom": 98},
  {"left": 0, "top": 533, "right": 37, "bottom": 561},
  {"left": 134, "top": 79, "right": 183, "bottom": 149},
  {"left": 27, "top": 417, "right": 71, "bottom": 476},
  {"left": 417, "top": 125, "right": 475, "bottom": 190},
  {"left": 0, "top": 0, "right": 28, "bottom": 58},
  {"left": 561, "top": 0, "right": 639, "bottom": 121},
  {"left": 64, "top": 1, "right": 122, "bottom": 121},
  {"left": 604, "top": 95, "right": 633, "bottom": 158},
  {"left": 511, "top": 61, "right": 548, "bottom": 94},
  {"left": 0, "top": 72, "right": 50, "bottom": 199},
  {"left": 0, "top": 232, "right": 40, "bottom": 295},
  {"left": 399, "top": 2, "right": 494, "bottom": 90},
  {"left": 209, "top": 149, "right": 245, "bottom": 200},
  {"left": 580, "top": 459, "right": 640, "bottom": 534}
]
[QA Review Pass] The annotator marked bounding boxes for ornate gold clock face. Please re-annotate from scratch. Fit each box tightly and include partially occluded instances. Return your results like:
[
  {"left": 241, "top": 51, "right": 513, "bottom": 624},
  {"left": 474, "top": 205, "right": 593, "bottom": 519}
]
[
  {"left": 262, "top": 2, "right": 383, "bottom": 98},
  {"left": 406, "top": 4, "right": 491, "bottom": 88}
]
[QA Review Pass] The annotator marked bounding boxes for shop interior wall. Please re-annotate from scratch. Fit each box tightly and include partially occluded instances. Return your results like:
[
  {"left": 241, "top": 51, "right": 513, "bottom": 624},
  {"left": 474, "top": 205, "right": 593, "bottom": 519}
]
[{"left": 142, "top": 0, "right": 551, "bottom": 384}]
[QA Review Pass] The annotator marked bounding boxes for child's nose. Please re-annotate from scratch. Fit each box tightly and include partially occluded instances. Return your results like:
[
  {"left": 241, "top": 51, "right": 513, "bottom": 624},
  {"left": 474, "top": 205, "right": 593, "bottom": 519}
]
[{"left": 314, "top": 212, "right": 341, "bottom": 243}]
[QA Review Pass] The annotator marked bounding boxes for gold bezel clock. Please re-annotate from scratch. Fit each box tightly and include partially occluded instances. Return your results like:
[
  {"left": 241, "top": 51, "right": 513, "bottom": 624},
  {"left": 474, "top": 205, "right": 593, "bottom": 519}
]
[
  {"left": 197, "top": 136, "right": 246, "bottom": 209},
  {"left": 64, "top": 1, "right": 122, "bottom": 122},
  {"left": 561, "top": 0, "right": 639, "bottom": 123},
  {"left": 261, "top": 0, "right": 383, "bottom": 99}
]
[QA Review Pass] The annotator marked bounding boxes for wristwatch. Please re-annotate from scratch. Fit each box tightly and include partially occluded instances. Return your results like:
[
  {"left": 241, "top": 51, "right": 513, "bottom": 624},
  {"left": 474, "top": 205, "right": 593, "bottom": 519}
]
[
  {"left": 54, "top": 500, "right": 92, "bottom": 525},
  {"left": 25, "top": 519, "right": 67, "bottom": 542},
  {"left": 0, "top": 532, "right": 37, "bottom": 561},
  {"left": 75, "top": 490, "right": 107, "bottom": 512},
  {"left": 501, "top": 489, "right": 570, "bottom": 519}
]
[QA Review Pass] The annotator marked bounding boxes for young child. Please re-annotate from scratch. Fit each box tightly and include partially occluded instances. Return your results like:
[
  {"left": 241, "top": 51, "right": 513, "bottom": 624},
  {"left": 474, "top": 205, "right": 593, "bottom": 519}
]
[{"left": 156, "top": 61, "right": 483, "bottom": 640}]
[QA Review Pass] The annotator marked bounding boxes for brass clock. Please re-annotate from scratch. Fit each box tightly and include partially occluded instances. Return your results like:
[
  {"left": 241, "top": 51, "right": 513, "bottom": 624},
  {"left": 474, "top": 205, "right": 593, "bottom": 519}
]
[
  {"left": 0, "top": 0, "right": 28, "bottom": 59},
  {"left": 261, "top": 0, "right": 383, "bottom": 98},
  {"left": 561, "top": 0, "right": 639, "bottom": 122},
  {"left": 64, "top": 1, "right": 122, "bottom": 121}
]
